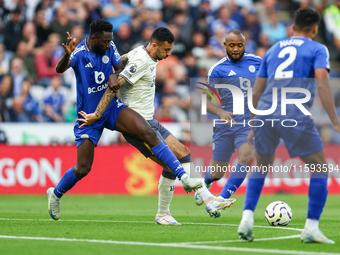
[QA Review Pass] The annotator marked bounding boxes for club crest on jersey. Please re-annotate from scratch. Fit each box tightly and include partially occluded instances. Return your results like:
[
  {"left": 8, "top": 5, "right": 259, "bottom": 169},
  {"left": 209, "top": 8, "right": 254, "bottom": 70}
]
[
  {"left": 249, "top": 65, "right": 255, "bottom": 73},
  {"left": 95, "top": 71, "right": 105, "bottom": 84},
  {"left": 102, "top": 55, "right": 109, "bottom": 64},
  {"left": 129, "top": 64, "right": 137, "bottom": 73}
]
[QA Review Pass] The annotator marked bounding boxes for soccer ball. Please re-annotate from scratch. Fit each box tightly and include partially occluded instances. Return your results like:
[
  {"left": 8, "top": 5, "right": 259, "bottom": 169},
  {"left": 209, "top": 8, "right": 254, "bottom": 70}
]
[{"left": 265, "top": 201, "right": 292, "bottom": 226}]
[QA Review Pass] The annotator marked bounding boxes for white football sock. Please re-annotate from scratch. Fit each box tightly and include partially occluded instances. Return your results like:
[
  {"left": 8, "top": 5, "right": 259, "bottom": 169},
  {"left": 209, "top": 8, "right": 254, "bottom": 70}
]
[
  {"left": 241, "top": 209, "right": 254, "bottom": 228},
  {"left": 305, "top": 218, "right": 319, "bottom": 232},
  {"left": 158, "top": 175, "right": 175, "bottom": 213}
]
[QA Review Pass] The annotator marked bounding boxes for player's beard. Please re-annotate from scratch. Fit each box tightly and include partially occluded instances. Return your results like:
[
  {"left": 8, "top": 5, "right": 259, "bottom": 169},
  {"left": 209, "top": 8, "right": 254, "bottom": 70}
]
[{"left": 227, "top": 50, "right": 244, "bottom": 62}]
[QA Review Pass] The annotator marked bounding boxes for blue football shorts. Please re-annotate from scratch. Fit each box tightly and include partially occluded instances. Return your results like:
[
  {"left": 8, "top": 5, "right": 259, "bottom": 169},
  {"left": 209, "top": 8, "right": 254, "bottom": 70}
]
[
  {"left": 74, "top": 96, "right": 127, "bottom": 147},
  {"left": 123, "top": 119, "right": 171, "bottom": 158},
  {"left": 212, "top": 124, "right": 250, "bottom": 162},
  {"left": 254, "top": 115, "right": 323, "bottom": 158}
]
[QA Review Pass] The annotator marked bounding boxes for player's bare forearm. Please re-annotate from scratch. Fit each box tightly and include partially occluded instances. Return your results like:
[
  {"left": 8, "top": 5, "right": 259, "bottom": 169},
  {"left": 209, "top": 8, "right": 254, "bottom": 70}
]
[
  {"left": 121, "top": 54, "right": 128, "bottom": 67},
  {"left": 250, "top": 77, "right": 267, "bottom": 129},
  {"left": 94, "top": 89, "right": 116, "bottom": 118},
  {"left": 317, "top": 79, "right": 339, "bottom": 126},
  {"left": 56, "top": 53, "right": 71, "bottom": 73}
]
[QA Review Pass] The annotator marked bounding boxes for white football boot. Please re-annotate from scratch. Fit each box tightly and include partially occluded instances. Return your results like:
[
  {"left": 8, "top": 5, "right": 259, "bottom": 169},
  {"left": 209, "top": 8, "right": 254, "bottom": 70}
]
[
  {"left": 155, "top": 212, "right": 181, "bottom": 225},
  {"left": 47, "top": 187, "right": 61, "bottom": 220},
  {"left": 205, "top": 196, "right": 236, "bottom": 218},
  {"left": 181, "top": 175, "right": 202, "bottom": 193},
  {"left": 301, "top": 228, "right": 335, "bottom": 244},
  {"left": 238, "top": 221, "right": 254, "bottom": 242}
]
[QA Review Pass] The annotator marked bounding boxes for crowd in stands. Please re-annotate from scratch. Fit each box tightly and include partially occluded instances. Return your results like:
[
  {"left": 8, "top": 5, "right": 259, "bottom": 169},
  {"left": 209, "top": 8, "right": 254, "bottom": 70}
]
[{"left": 0, "top": 0, "right": 340, "bottom": 143}]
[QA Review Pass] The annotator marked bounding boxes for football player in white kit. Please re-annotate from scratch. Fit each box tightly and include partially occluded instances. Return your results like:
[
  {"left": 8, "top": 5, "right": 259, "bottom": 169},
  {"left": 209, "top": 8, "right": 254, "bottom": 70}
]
[{"left": 78, "top": 27, "right": 236, "bottom": 224}]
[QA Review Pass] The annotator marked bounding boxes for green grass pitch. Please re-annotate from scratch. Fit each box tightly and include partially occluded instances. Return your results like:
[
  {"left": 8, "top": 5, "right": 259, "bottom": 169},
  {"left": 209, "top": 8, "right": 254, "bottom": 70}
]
[{"left": 0, "top": 194, "right": 339, "bottom": 255}]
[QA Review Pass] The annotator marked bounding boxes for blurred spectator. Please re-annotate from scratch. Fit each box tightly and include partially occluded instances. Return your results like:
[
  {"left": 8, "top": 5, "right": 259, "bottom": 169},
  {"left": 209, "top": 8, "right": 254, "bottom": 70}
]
[
  {"left": 0, "top": 44, "right": 10, "bottom": 75},
  {"left": 210, "top": 6, "right": 240, "bottom": 34},
  {"left": 12, "top": 41, "right": 36, "bottom": 82},
  {"left": 3, "top": 7, "right": 24, "bottom": 52},
  {"left": 183, "top": 52, "right": 198, "bottom": 79},
  {"left": 260, "top": 10, "right": 287, "bottom": 46},
  {"left": 34, "top": 41, "right": 60, "bottom": 87},
  {"left": 48, "top": 33, "right": 64, "bottom": 60},
  {"left": 21, "top": 21, "right": 37, "bottom": 53},
  {"left": 240, "top": 6, "right": 261, "bottom": 45},
  {"left": 8, "top": 95, "right": 31, "bottom": 122},
  {"left": 101, "top": 0, "right": 134, "bottom": 33},
  {"left": 191, "top": 30, "right": 207, "bottom": 59},
  {"left": 172, "top": 9, "right": 194, "bottom": 49},
  {"left": 132, "top": 24, "right": 154, "bottom": 49},
  {"left": 255, "top": 46, "right": 268, "bottom": 59},
  {"left": 0, "top": 0, "right": 10, "bottom": 37},
  {"left": 84, "top": 0, "right": 102, "bottom": 35},
  {"left": 10, "top": 57, "right": 26, "bottom": 96},
  {"left": 14, "top": 0, "right": 28, "bottom": 23},
  {"left": 323, "top": 0, "right": 340, "bottom": 61},
  {"left": 208, "top": 25, "right": 226, "bottom": 59},
  {"left": 50, "top": 5, "right": 73, "bottom": 40},
  {"left": 0, "top": 74, "right": 13, "bottom": 121},
  {"left": 33, "top": 7, "right": 51, "bottom": 47},
  {"left": 70, "top": 25, "right": 84, "bottom": 45},
  {"left": 114, "top": 23, "right": 135, "bottom": 54},
  {"left": 35, "top": 0, "right": 55, "bottom": 24},
  {"left": 168, "top": 23, "right": 187, "bottom": 59},
  {"left": 21, "top": 79, "right": 42, "bottom": 122},
  {"left": 142, "top": 0, "right": 163, "bottom": 11},
  {"left": 145, "top": 10, "right": 167, "bottom": 29},
  {"left": 62, "top": 0, "right": 87, "bottom": 26},
  {"left": 255, "top": 0, "right": 279, "bottom": 24},
  {"left": 162, "top": 0, "right": 176, "bottom": 23},
  {"left": 43, "top": 75, "right": 66, "bottom": 122}
]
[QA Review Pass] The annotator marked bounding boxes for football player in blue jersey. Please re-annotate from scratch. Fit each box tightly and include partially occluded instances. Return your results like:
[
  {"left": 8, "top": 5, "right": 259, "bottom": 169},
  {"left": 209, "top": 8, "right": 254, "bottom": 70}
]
[
  {"left": 46, "top": 19, "right": 203, "bottom": 220},
  {"left": 238, "top": 8, "right": 340, "bottom": 244},
  {"left": 195, "top": 29, "right": 261, "bottom": 206}
]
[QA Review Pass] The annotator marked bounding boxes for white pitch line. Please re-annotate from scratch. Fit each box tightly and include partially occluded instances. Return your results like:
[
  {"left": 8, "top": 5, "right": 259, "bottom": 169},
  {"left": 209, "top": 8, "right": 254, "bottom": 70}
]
[
  {"left": 0, "top": 235, "right": 338, "bottom": 255},
  {"left": 0, "top": 218, "right": 303, "bottom": 232},
  {"left": 180, "top": 234, "right": 301, "bottom": 244}
]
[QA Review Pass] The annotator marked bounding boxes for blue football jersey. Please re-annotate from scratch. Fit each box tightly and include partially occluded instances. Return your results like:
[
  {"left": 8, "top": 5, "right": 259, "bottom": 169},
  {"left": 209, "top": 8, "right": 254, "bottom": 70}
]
[
  {"left": 70, "top": 39, "right": 122, "bottom": 117},
  {"left": 207, "top": 53, "right": 262, "bottom": 122},
  {"left": 257, "top": 36, "right": 330, "bottom": 117}
]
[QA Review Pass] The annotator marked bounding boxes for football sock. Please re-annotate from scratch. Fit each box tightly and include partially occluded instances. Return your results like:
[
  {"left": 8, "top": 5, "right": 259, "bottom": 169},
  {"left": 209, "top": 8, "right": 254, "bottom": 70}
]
[
  {"left": 54, "top": 167, "right": 80, "bottom": 198},
  {"left": 243, "top": 170, "right": 267, "bottom": 211},
  {"left": 305, "top": 219, "right": 319, "bottom": 232},
  {"left": 151, "top": 143, "right": 186, "bottom": 178},
  {"left": 204, "top": 167, "right": 214, "bottom": 185},
  {"left": 157, "top": 170, "right": 176, "bottom": 213},
  {"left": 241, "top": 209, "right": 254, "bottom": 228},
  {"left": 219, "top": 163, "right": 249, "bottom": 198},
  {"left": 307, "top": 173, "right": 328, "bottom": 221}
]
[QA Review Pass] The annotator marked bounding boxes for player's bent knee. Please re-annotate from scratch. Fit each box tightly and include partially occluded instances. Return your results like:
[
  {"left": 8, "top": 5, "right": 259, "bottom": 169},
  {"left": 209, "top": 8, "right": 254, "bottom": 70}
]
[
  {"left": 74, "top": 164, "right": 92, "bottom": 179},
  {"left": 239, "top": 155, "right": 254, "bottom": 166},
  {"left": 143, "top": 126, "right": 160, "bottom": 147}
]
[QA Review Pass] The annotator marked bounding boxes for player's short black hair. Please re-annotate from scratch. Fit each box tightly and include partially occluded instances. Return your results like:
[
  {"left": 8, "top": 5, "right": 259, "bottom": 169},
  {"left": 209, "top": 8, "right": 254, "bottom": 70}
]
[
  {"left": 226, "top": 29, "right": 245, "bottom": 37},
  {"left": 150, "top": 27, "right": 175, "bottom": 45},
  {"left": 294, "top": 7, "right": 320, "bottom": 33},
  {"left": 90, "top": 19, "right": 113, "bottom": 36}
]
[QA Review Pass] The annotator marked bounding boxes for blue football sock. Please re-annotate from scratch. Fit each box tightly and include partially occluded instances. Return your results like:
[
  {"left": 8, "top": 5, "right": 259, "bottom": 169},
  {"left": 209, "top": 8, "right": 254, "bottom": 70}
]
[
  {"left": 220, "top": 163, "right": 249, "bottom": 198},
  {"left": 307, "top": 173, "right": 328, "bottom": 220},
  {"left": 151, "top": 143, "right": 186, "bottom": 178},
  {"left": 204, "top": 167, "right": 214, "bottom": 185},
  {"left": 244, "top": 170, "right": 267, "bottom": 211},
  {"left": 54, "top": 167, "right": 80, "bottom": 198}
]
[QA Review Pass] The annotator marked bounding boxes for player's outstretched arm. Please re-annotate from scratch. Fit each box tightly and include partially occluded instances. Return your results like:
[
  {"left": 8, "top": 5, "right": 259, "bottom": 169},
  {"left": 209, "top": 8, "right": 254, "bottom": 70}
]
[
  {"left": 77, "top": 75, "right": 128, "bottom": 128},
  {"left": 56, "top": 32, "right": 76, "bottom": 73},
  {"left": 315, "top": 68, "right": 340, "bottom": 133}
]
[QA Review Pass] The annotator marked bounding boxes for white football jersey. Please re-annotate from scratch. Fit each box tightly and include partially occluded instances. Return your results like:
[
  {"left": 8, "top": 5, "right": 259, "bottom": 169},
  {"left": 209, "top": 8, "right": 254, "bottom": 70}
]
[{"left": 119, "top": 46, "right": 158, "bottom": 120}]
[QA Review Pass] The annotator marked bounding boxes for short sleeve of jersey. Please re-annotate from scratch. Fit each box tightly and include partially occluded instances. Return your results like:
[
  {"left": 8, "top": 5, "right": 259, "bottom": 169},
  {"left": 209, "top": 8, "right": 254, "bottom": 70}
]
[
  {"left": 207, "top": 67, "right": 220, "bottom": 89},
  {"left": 314, "top": 44, "right": 330, "bottom": 71},
  {"left": 257, "top": 53, "right": 268, "bottom": 78},
  {"left": 70, "top": 46, "right": 81, "bottom": 69},
  {"left": 120, "top": 53, "right": 147, "bottom": 85},
  {"left": 110, "top": 41, "right": 122, "bottom": 66}
]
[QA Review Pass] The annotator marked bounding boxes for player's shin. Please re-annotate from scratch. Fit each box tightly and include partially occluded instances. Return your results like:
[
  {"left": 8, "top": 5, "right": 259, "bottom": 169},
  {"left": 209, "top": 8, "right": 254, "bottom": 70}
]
[
  {"left": 151, "top": 143, "right": 186, "bottom": 177},
  {"left": 220, "top": 163, "right": 249, "bottom": 198},
  {"left": 204, "top": 167, "right": 214, "bottom": 186},
  {"left": 54, "top": 167, "right": 81, "bottom": 198},
  {"left": 242, "top": 170, "right": 267, "bottom": 226},
  {"left": 158, "top": 170, "right": 176, "bottom": 213},
  {"left": 306, "top": 173, "right": 328, "bottom": 230}
]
